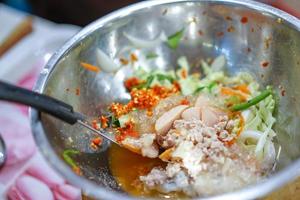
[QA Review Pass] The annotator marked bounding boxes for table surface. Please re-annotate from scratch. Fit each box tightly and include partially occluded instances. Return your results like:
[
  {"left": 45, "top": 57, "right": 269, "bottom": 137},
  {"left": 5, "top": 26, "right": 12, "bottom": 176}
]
[
  {"left": 0, "top": 4, "right": 80, "bottom": 84},
  {"left": 0, "top": 4, "right": 81, "bottom": 200}
]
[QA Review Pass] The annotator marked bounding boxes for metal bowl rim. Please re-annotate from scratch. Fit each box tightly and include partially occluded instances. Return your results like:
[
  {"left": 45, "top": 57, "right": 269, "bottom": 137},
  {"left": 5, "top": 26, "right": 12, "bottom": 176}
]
[{"left": 30, "top": 0, "right": 300, "bottom": 199}]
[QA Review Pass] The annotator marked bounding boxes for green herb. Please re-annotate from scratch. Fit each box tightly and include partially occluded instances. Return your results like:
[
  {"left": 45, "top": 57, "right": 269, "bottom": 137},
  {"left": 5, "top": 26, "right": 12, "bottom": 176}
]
[
  {"left": 194, "top": 86, "right": 205, "bottom": 94},
  {"left": 111, "top": 115, "right": 120, "bottom": 127},
  {"left": 133, "top": 75, "right": 155, "bottom": 89},
  {"left": 145, "top": 75, "right": 155, "bottom": 88},
  {"left": 156, "top": 74, "right": 174, "bottom": 83},
  {"left": 207, "top": 81, "right": 217, "bottom": 92},
  {"left": 231, "top": 89, "right": 272, "bottom": 111},
  {"left": 146, "top": 52, "right": 158, "bottom": 59},
  {"left": 167, "top": 28, "right": 185, "bottom": 49},
  {"left": 193, "top": 81, "right": 217, "bottom": 94},
  {"left": 62, "top": 149, "right": 80, "bottom": 168}
]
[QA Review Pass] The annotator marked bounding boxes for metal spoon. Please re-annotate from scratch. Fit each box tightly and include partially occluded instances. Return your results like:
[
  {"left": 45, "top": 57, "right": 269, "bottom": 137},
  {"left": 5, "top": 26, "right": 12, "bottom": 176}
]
[
  {"left": 0, "top": 80, "right": 119, "bottom": 146},
  {"left": 0, "top": 134, "right": 6, "bottom": 169}
]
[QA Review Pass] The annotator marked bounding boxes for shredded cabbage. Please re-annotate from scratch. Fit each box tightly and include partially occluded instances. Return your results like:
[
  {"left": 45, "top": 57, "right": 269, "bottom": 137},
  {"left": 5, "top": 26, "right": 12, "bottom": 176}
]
[{"left": 240, "top": 90, "right": 276, "bottom": 159}]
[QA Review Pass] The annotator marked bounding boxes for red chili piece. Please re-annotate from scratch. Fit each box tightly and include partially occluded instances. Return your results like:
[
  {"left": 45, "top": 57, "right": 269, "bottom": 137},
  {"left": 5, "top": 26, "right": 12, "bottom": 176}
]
[
  {"left": 241, "top": 17, "right": 248, "bottom": 24},
  {"left": 261, "top": 61, "right": 269, "bottom": 68}
]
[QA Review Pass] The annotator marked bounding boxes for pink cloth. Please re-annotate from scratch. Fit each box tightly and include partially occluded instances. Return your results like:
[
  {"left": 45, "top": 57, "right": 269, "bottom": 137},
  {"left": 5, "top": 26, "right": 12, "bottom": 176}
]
[{"left": 0, "top": 67, "right": 81, "bottom": 200}]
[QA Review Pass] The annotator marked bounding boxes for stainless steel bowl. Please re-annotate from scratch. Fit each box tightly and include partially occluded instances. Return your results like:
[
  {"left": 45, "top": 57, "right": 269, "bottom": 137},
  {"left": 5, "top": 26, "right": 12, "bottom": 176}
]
[{"left": 30, "top": 0, "right": 300, "bottom": 199}]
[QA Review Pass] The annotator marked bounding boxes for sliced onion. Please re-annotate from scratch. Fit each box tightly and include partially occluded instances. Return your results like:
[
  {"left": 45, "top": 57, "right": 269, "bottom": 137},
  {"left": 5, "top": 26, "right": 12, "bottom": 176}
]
[
  {"left": 241, "top": 110, "right": 251, "bottom": 122},
  {"left": 239, "top": 130, "right": 262, "bottom": 143},
  {"left": 263, "top": 140, "right": 276, "bottom": 165},
  {"left": 95, "top": 48, "right": 120, "bottom": 73},
  {"left": 211, "top": 55, "right": 226, "bottom": 72},
  {"left": 255, "top": 119, "right": 275, "bottom": 158},
  {"left": 123, "top": 31, "right": 167, "bottom": 49}
]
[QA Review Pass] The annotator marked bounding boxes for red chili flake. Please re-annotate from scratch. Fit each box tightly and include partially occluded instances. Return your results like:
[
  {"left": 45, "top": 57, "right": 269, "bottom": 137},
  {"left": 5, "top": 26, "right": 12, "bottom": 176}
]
[
  {"left": 100, "top": 115, "right": 108, "bottom": 129},
  {"left": 181, "top": 69, "right": 187, "bottom": 79},
  {"left": 226, "top": 16, "right": 233, "bottom": 21},
  {"left": 116, "top": 134, "right": 125, "bottom": 143},
  {"left": 116, "top": 121, "right": 139, "bottom": 142},
  {"left": 92, "top": 137, "right": 103, "bottom": 147},
  {"left": 198, "top": 30, "right": 204, "bottom": 36},
  {"left": 120, "top": 58, "right": 129, "bottom": 65},
  {"left": 261, "top": 61, "right": 269, "bottom": 68},
  {"left": 240, "top": 16, "right": 248, "bottom": 24},
  {"left": 90, "top": 136, "right": 103, "bottom": 150},
  {"left": 281, "top": 89, "right": 286, "bottom": 96},
  {"left": 72, "top": 166, "right": 82, "bottom": 175},
  {"left": 146, "top": 109, "right": 153, "bottom": 117},
  {"left": 90, "top": 143, "right": 97, "bottom": 150},
  {"left": 130, "top": 53, "right": 138, "bottom": 63},
  {"left": 227, "top": 26, "right": 235, "bottom": 32},
  {"left": 91, "top": 120, "right": 100, "bottom": 130},
  {"left": 217, "top": 31, "right": 224, "bottom": 37},
  {"left": 75, "top": 88, "right": 80, "bottom": 96},
  {"left": 173, "top": 81, "right": 181, "bottom": 91},
  {"left": 180, "top": 99, "right": 190, "bottom": 105},
  {"left": 124, "top": 77, "right": 141, "bottom": 91},
  {"left": 110, "top": 84, "right": 180, "bottom": 118}
]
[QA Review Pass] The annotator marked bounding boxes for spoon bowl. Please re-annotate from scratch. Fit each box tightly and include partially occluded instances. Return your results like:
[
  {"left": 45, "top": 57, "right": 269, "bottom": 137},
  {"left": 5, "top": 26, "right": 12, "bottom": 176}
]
[{"left": 0, "top": 134, "right": 6, "bottom": 169}]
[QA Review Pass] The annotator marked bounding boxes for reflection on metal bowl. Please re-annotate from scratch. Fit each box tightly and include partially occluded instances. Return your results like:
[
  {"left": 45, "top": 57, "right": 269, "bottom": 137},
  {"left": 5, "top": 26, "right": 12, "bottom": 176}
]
[{"left": 30, "top": 0, "right": 300, "bottom": 199}]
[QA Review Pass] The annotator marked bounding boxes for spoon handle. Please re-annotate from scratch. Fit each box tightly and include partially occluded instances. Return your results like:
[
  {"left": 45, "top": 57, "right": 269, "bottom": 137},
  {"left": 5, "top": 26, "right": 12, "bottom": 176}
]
[{"left": 0, "top": 80, "right": 84, "bottom": 124}]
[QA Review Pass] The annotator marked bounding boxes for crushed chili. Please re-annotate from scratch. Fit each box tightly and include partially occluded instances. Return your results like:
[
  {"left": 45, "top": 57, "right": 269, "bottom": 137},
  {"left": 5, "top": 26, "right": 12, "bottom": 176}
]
[
  {"left": 100, "top": 115, "right": 109, "bottom": 129},
  {"left": 241, "top": 16, "right": 248, "bottom": 24},
  {"left": 116, "top": 121, "right": 139, "bottom": 142},
  {"left": 146, "top": 109, "right": 153, "bottom": 117},
  {"left": 180, "top": 99, "right": 190, "bottom": 105},
  {"left": 124, "top": 77, "right": 143, "bottom": 91},
  {"left": 110, "top": 84, "right": 179, "bottom": 117},
  {"left": 90, "top": 137, "right": 103, "bottom": 150},
  {"left": 261, "top": 61, "right": 269, "bottom": 68},
  {"left": 91, "top": 120, "right": 100, "bottom": 130}
]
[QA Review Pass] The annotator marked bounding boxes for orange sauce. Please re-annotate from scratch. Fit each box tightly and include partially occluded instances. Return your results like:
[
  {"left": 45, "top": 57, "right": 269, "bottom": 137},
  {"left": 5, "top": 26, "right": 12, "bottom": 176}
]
[{"left": 108, "top": 144, "right": 185, "bottom": 199}]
